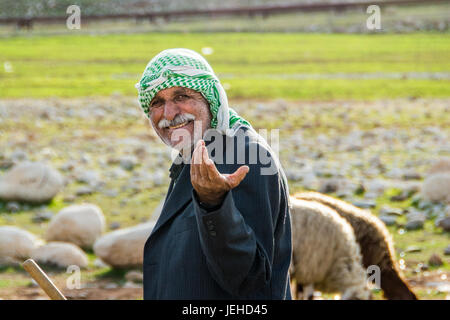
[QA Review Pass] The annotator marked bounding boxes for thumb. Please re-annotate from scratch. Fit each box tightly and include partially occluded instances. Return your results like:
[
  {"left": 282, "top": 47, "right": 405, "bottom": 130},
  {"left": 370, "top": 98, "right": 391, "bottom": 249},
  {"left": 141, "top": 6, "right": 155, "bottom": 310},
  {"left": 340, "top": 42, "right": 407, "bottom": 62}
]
[{"left": 226, "top": 165, "right": 249, "bottom": 189}]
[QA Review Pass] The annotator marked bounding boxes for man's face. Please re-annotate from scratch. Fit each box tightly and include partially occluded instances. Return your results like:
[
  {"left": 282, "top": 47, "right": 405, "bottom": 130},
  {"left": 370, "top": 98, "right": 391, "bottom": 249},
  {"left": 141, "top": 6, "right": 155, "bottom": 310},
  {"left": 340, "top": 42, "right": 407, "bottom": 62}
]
[{"left": 148, "top": 87, "right": 212, "bottom": 151}]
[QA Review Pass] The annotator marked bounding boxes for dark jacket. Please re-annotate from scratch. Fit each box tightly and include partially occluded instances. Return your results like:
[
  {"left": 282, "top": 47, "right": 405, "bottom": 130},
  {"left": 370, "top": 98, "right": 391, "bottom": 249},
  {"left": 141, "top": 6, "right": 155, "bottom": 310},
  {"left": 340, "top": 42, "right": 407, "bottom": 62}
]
[{"left": 143, "top": 125, "right": 292, "bottom": 299}]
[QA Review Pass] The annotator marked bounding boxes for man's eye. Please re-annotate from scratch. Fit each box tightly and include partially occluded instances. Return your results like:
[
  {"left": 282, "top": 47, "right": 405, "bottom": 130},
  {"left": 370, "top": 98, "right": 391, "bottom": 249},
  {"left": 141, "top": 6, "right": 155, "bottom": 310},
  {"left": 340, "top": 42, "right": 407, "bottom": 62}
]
[
  {"left": 175, "top": 94, "right": 189, "bottom": 101},
  {"left": 150, "top": 101, "right": 162, "bottom": 108}
]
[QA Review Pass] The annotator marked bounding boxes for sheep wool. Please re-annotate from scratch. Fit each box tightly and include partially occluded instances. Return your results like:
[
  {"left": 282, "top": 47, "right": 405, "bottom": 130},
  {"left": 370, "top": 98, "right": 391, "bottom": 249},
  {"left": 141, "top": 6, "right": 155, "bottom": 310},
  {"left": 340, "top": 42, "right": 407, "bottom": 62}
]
[
  {"left": 293, "top": 191, "right": 417, "bottom": 300},
  {"left": 289, "top": 197, "right": 371, "bottom": 300}
]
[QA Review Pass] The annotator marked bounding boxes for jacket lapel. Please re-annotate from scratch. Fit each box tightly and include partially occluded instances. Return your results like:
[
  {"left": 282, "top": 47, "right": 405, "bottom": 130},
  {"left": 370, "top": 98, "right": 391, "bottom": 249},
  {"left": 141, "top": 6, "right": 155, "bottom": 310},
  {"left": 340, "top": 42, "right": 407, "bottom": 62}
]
[{"left": 149, "top": 162, "right": 193, "bottom": 237}]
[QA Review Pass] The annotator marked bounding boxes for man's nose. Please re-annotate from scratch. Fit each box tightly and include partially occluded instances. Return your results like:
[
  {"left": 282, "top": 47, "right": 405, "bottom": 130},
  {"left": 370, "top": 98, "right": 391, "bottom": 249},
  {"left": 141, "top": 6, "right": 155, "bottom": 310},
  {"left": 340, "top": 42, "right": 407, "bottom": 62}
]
[{"left": 163, "top": 100, "right": 180, "bottom": 121}]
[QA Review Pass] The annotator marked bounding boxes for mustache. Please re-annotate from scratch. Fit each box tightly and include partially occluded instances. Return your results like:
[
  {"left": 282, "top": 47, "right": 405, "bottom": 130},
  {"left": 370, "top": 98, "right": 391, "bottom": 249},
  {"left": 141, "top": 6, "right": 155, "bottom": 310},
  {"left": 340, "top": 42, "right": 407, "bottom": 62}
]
[{"left": 158, "top": 113, "right": 196, "bottom": 129}]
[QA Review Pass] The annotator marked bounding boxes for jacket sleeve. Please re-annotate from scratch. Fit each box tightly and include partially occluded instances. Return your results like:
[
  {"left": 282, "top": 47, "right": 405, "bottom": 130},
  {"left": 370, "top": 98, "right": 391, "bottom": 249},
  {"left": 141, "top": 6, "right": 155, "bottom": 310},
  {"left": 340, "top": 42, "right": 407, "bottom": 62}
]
[{"left": 191, "top": 141, "right": 285, "bottom": 297}]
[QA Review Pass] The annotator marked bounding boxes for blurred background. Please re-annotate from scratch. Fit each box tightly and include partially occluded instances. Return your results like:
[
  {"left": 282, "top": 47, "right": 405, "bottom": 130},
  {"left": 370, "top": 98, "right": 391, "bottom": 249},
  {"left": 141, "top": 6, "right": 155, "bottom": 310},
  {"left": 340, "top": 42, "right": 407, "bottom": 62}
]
[{"left": 0, "top": 0, "right": 449, "bottom": 300}]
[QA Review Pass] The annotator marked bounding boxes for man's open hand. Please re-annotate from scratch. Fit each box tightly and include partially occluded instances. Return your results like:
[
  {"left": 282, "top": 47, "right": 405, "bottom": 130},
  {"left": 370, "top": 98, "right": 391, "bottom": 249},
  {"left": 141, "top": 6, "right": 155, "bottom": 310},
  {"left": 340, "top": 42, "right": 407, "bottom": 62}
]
[{"left": 191, "top": 139, "right": 249, "bottom": 206}]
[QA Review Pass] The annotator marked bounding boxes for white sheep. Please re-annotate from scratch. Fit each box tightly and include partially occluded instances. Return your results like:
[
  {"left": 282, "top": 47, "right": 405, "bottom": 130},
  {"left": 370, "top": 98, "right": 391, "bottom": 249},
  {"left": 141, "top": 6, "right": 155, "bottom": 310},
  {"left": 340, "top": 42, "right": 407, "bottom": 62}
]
[
  {"left": 289, "top": 197, "right": 371, "bottom": 300},
  {"left": 0, "top": 226, "right": 39, "bottom": 265},
  {"left": 93, "top": 222, "right": 155, "bottom": 269},
  {"left": 0, "top": 161, "right": 64, "bottom": 203},
  {"left": 31, "top": 242, "right": 88, "bottom": 269},
  {"left": 46, "top": 204, "right": 105, "bottom": 249}
]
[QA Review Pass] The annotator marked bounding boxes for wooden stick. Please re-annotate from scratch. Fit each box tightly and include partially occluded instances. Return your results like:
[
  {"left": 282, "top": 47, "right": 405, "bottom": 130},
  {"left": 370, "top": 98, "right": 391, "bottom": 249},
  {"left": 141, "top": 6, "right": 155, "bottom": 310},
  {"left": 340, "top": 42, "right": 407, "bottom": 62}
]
[{"left": 22, "top": 259, "right": 67, "bottom": 300}]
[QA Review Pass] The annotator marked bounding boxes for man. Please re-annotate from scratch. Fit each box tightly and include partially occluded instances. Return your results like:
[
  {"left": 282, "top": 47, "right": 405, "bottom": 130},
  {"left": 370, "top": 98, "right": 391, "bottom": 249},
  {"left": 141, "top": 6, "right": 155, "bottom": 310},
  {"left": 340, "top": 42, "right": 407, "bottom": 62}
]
[{"left": 136, "top": 48, "right": 292, "bottom": 299}]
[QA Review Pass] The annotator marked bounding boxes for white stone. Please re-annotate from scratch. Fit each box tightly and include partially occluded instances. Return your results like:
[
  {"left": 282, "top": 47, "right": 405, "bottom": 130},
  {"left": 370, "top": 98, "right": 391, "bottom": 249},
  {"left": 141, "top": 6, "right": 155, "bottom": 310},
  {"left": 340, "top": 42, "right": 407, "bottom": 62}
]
[
  {"left": 0, "top": 162, "right": 64, "bottom": 203},
  {"left": 46, "top": 204, "right": 105, "bottom": 249},
  {"left": 93, "top": 222, "right": 155, "bottom": 268},
  {"left": 31, "top": 242, "right": 88, "bottom": 268}
]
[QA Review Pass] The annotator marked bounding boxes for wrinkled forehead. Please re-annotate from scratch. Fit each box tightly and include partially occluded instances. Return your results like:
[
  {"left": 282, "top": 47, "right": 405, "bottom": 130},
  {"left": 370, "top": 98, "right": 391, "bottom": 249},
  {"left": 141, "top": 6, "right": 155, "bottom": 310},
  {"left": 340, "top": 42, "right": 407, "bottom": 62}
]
[{"left": 151, "top": 86, "right": 205, "bottom": 102}]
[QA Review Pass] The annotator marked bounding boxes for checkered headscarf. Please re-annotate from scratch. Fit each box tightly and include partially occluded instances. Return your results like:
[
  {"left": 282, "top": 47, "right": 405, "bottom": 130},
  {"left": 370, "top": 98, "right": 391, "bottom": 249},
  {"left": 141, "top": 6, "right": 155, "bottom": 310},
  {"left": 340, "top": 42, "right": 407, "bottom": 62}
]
[{"left": 135, "top": 48, "right": 250, "bottom": 134}]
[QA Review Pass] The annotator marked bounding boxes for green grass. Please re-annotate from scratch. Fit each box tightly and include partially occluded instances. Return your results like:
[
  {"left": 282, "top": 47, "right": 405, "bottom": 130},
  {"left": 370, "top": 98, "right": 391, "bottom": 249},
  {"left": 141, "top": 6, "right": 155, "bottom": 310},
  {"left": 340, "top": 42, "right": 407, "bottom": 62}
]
[{"left": 0, "top": 33, "right": 449, "bottom": 100}]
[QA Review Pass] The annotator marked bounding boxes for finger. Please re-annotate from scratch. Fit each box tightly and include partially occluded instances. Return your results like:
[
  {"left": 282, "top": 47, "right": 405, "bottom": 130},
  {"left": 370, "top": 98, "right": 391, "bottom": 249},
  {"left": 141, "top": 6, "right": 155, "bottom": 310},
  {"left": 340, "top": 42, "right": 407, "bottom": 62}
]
[
  {"left": 201, "top": 145, "right": 215, "bottom": 181},
  {"left": 226, "top": 165, "right": 250, "bottom": 189},
  {"left": 190, "top": 140, "right": 202, "bottom": 182},
  {"left": 198, "top": 145, "right": 211, "bottom": 181},
  {"left": 192, "top": 140, "right": 203, "bottom": 165}
]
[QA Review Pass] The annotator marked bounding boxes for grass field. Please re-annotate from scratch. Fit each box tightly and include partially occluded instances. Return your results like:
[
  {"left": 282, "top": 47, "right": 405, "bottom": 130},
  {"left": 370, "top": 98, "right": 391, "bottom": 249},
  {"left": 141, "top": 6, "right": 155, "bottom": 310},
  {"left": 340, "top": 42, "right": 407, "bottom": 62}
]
[{"left": 0, "top": 32, "right": 449, "bottom": 100}]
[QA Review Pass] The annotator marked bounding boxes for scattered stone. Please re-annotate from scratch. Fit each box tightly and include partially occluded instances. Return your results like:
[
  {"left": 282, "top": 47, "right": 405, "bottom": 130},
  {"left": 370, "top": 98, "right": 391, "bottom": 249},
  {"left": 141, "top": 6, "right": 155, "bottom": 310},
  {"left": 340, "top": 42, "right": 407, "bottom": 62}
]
[
  {"left": 75, "top": 186, "right": 94, "bottom": 196},
  {"left": 0, "top": 162, "right": 64, "bottom": 203},
  {"left": 0, "top": 226, "right": 38, "bottom": 261},
  {"left": 122, "top": 281, "right": 141, "bottom": 288},
  {"left": 93, "top": 258, "right": 108, "bottom": 268},
  {"left": 352, "top": 200, "right": 376, "bottom": 209},
  {"left": 405, "top": 220, "right": 424, "bottom": 230},
  {"left": 422, "top": 172, "right": 450, "bottom": 203},
  {"left": 109, "top": 222, "right": 121, "bottom": 230},
  {"left": 46, "top": 204, "right": 105, "bottom": 249},
  {"left": 104, "top": 283, "right": 119, "bottom": 289},
  {"left": 405, "top": 246, "right": 422, "bottom": 253},
  {"left": 125, "top": 270, "right": 143, "bottom": 283},
  {"left": 31, "top": 242, "right": 88, "bottom": 269},
  {"left": 379, "top": 206, "right": 403, "bottom": 216},
  {"left": 428, "top": 253, "right": 443, "bottom": 267},
  {"left": 6, "top": 201, "right": 20, "bottom": 213},
  {"left": 390, "top": 191, "right": 410, "bottom": 202},
  {"left": 437, "top": 217, "right": 450, "bottom": 232},
  {"left": 32, "top": 211, "right": 53, "bottom": 223},
  {"left": 379, "top": 215, "right": 397, "bottom": 226},
  {"left": 119, "top": 156, "right": 138, "bottom": 171},
  {"left": 444, "top": 245, "right": 450, "bottom": 256},
  {"left": 93, "top": 222, "right": 155, "bottom": 268}
]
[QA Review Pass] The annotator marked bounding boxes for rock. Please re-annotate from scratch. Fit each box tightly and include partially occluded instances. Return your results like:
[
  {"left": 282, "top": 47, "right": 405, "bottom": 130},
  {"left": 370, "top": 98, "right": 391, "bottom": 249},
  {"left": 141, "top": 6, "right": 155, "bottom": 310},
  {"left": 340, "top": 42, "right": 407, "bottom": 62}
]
[
  {"left": 444, "top": 245, "right": 450, "bottom": 256},
  {"left": 422, "top": 172, "right": 450, "bottom": 203},
  {"left": 405, "top": 220, "right": 424, "bottom": 230},
  {"left": 122, "top": 281, "right": 141, "bottom": 288},
  {"left": 405, "top": 246, "right": 422, "bottom": 253},
  {"left": 0, "top": 226, "right": 38, "bottom": 261},
  {"left": 75, "top": 186, "right": 94, "bottom": 196},
  {"left": 0, "top": 162, "right": 64, "bottom": 203},
  {"left": 6, "top": 201, "right": 20, "bottom": 213},
  {"left": 437, "top": 217, "right": 450, "bottom": 232},
  {"left": 93, "top": 222, "right": 155, "bottom": 268},
  {"left": 428, "top": 158, "right": 450, "bottom": 175},
  {"left": 75, "top": 170, "right": 102, "bottom": 187},
  {"left": 93, "top": 258, "right": 108, "bottom": 268},
  {"left": 46, "top": 204, "right": 105, "bottom": 249},
  {"left": 32, "top": 211, "right": 53, "bottom": 223},
  {"left": 390, "top": 191, "right": 410, "bottom": 202},
  {"left": 149, "top": 198, "right": 165, "bottom": 222},
  {"left": 31, "top": 242, "right": 88, "bottom": 268},
  {"left": 10, "top": 149, "right": 27, "bottom": 162},
  {"left": 428, "top": 253, "right": 443, "bottom": 267},
  {"left": 379, "top": 215, "right": 397, "bottom": 226},
  {"left": 109, "top": 222, "right": 121, "bottom": 230},
  {"left": 352, "top": 200, "right": 376, "bottom": 209},
  {"left": 119, "top": 156, "right": 138, "bottom": 171},
  {"left": 125, "top": 270, "right": 143, "bottom": 283},
  {"left": 406, "top": 210, "right": 427, "bottom": 222},
  {"left": 379, "top": 206, "right": 403, "bottom": 216}
]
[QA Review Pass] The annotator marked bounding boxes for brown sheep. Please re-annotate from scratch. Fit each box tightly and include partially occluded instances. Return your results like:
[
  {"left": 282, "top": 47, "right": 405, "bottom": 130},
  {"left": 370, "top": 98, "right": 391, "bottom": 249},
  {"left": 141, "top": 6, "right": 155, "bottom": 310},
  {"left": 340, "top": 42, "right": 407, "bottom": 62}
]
[{"left": 293, "top": 191, "right": 417, "bottom": 300}]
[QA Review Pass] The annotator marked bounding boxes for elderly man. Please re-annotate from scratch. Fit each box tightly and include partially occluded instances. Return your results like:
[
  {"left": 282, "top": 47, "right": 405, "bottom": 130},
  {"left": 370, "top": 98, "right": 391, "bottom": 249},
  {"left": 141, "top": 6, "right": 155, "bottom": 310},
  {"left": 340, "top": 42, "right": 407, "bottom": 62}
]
[{"left": 136, "top": 48, "right": 292, "bottom": 299}]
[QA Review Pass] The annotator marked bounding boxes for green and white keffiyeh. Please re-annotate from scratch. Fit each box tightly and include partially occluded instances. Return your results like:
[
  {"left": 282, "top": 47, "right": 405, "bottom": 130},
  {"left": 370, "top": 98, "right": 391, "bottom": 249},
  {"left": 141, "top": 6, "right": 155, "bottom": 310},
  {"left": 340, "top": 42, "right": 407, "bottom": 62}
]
[{"left": 135, "top": 48, "right": 250, "bottom": 134}]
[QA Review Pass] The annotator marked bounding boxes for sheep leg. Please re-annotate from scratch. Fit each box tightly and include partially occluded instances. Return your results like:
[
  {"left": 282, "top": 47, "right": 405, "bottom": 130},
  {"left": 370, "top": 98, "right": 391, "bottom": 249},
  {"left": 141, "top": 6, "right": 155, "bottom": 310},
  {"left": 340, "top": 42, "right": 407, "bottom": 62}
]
[{"left": 303, "top": 284, "right": 314, "bottom": 300}]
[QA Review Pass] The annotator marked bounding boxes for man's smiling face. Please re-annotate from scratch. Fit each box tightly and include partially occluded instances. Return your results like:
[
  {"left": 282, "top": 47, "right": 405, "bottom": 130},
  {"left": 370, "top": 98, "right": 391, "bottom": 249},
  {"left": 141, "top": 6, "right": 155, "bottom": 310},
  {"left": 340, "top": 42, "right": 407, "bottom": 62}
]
[{"left": 148, "top": 86, "right": 212, "bottom": 150}]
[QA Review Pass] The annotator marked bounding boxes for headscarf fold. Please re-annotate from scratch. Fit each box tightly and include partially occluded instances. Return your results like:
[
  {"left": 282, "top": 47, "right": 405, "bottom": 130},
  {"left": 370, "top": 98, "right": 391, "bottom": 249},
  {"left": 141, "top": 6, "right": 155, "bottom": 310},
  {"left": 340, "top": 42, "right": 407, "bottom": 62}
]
[{"left": 135, "top": 48, "right": 250, "bottom": 135}]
